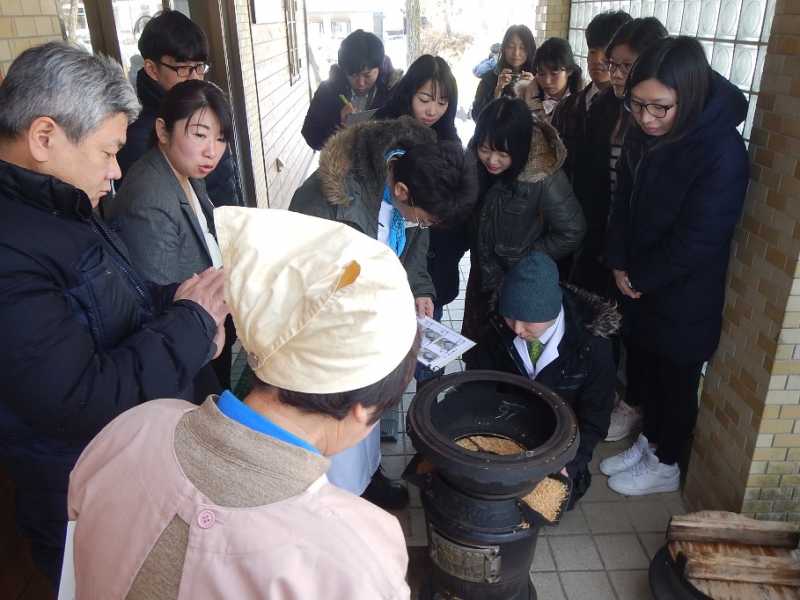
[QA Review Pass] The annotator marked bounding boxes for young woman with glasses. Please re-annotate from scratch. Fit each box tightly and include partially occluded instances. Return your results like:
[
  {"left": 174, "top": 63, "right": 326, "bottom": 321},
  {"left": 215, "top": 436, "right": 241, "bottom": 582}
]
[
  {"left": 461, "top": 97, "right": 586, "bottom": 343},
  {"left": 601, "top": 37, "right": 749, "bottom": 496},
  {"left": 605, "top": 17, "right": 669, "bottom": 197}
]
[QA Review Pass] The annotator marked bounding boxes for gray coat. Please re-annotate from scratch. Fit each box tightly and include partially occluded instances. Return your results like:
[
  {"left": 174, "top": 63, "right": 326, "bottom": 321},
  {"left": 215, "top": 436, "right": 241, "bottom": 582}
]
[
  {"left": 105, "top": 148, "right": 216, "bottom": 285},
  {"left": 290, "top": 117, "right": 436, "bottom": 299}
]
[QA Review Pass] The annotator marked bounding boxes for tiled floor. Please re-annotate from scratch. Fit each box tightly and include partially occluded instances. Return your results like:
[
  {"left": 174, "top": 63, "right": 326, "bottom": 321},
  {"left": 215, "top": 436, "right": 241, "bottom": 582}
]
[{"left": 231, "top": 253, "right": 686, "bottom": 599}]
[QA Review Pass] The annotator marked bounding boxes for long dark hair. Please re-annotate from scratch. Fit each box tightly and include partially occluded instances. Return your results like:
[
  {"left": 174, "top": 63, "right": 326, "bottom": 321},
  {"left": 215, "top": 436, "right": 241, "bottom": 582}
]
[
  {"left": 470, "top": 97, "right": 533, "bottom": 182},
  {"left": 374, "top": 55, "right": 459, "bottom": 142},
  {"left": 498, "top": 24, "right": 537, "bottom": 74},
  {"left": 533, "top": 37, "right": 583, "bottom": 97},
  {"left": 625, "top": 36, "right": 711, "bottom": 145},
  {"left": 153, "top": 79, "right": 232, "bottom": 146}
]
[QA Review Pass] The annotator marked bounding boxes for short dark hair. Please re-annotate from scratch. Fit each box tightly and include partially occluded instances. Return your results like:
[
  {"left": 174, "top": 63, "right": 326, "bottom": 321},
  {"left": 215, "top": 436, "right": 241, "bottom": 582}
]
[
  {"left": 470, "top": 96, "right": 533, "bottom": 182},
  {"left": 533, "top": 37, "right": 583, "bottom": 95},
  {"left": 338, "top": 29, "right": 384, "bottom": 76},
  {"left": 155, "top": 79, "right": 233, "bottom": 145},
  {"left": 499, "top": 24, "right": 537, "bottom": 73},
  {"left": 374, "top": 54, "right": 459, "bottom": 142},
  {"left": 254, "top": 332, "right": 420, "bottom": 425},
  {"left": 138, "top": 9, "right": 209, "bottom": 63},
  {"left": 392, "top": 140, "right": 478, "bottom": 226},
  {"left": 585, "top": 10, "right": 632, "bottom": 49},
  {"left": 606, "top": 17, "right": 668, "bottom": 58},
  {"left": 626, "top": 36, "right": 711, "bottom": 145}
]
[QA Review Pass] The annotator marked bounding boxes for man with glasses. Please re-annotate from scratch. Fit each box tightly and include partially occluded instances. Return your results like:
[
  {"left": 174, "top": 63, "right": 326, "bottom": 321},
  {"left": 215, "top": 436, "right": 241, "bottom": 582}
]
[
  {"left": 289, "top": 116, "right": 477, "bottom": 511},
  {"left": 117, "top": 9, "right": 242, "bottom": 209}
]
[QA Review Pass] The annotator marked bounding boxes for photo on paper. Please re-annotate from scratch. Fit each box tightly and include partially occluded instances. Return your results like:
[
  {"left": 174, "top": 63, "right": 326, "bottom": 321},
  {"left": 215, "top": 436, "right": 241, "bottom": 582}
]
[
  {"left": 434, "top": 338, "right": 457, "bottom": 352},
  {"left": 421, "top": 349, "right": 440, "bottom": 362},
  {"left": 416, "top": 316, "right": 476, "bottom": 371},
  {"left": 422, "top": 328, "right": 442, "bottom": 343}
]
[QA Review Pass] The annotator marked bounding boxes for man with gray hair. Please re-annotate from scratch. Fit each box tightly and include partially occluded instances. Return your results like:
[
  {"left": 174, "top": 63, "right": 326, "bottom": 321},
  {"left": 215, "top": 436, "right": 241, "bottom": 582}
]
[{"left": 0, "top": 42, "right": 228, "bottom": 587}]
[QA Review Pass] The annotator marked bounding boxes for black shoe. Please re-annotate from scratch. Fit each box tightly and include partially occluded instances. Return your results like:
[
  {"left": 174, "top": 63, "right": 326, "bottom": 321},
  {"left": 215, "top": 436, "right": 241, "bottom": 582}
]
[{"left": 362, "top": 468, "right": 409, "bottom": 511}]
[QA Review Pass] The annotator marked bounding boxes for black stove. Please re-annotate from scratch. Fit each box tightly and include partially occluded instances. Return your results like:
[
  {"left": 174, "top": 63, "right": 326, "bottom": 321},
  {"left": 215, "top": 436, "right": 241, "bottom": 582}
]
[{"left": 406, "top": 370, "right": 579, "bottom": 600}]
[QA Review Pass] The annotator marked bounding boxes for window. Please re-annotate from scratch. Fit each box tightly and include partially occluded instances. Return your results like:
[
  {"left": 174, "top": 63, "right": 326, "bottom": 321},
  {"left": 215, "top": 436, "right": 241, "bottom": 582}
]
[
  {"left": 331, "top": 19, "right": 352, "bottom": 38},
  {"left": 285, "top": 0, "right": 302, "bottom": 85},
  {"left": 568, "top": 0, "right": 776, "bottom": 144}
]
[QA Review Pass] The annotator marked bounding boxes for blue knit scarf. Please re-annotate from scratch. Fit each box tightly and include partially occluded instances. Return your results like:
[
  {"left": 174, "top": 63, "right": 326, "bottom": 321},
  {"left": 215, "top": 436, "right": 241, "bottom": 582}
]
[{"left": 381, "top": 148, "right": 407, "bottom": 257}]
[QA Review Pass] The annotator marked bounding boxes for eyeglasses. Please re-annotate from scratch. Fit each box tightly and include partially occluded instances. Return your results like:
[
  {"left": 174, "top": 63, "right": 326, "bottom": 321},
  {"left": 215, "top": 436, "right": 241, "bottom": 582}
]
[
  {"left": 408, "top": 197, "right": 436, "bottom": 229},
  {"left": 624, "top": 97, "right": 678, "bottom": 119},
  {"left": 604, "top": 59, "right": 633, "bottom": 76},
  {"left": 158, "top": 61, "right": 210, "bottom": 78}
]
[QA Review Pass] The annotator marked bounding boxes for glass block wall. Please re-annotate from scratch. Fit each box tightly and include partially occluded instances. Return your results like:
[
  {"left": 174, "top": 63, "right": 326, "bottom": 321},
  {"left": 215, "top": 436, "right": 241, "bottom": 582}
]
[{"left": 567, "top": 0, "right": 776, "bottom": 142}]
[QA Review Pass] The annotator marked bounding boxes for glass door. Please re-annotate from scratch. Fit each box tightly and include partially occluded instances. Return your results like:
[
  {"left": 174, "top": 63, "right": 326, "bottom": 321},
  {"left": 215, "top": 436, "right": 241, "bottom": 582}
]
[{"left": 111, "top": 0, "right": 167, "bottom": 80}]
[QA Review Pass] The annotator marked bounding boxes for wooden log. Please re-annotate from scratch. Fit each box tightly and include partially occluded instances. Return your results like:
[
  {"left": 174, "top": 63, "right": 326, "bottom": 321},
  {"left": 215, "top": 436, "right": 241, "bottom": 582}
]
[
  {"left": 668, "top": 511, "right": 800, "bottom": 548},
  {"left": 680, "top": 553, "right": 800, "bottom": 587}
]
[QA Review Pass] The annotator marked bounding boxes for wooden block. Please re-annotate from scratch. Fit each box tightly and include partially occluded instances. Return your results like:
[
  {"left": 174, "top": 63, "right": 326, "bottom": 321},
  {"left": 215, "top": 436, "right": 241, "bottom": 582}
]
[
  {"left": 680, "top": 553, "right": 800, "bottom": 587},
  {"left": 668, "top": 511, "right": 800, "bottom": 548},
  {"left": 667, "top": 538, "right": 799, "bottom": 597}
]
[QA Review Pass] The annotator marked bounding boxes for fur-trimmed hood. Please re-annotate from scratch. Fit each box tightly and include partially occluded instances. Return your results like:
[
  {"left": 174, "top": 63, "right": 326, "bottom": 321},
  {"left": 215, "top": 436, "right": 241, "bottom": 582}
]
[
  {"left": 516, "top": 117, "right": 568, "bottom": 184},
  {"left": 317, "top": 116, "right": 437, "bottom": 208},
  {"left": 564, "top": 284, "right": 621, "bottom": 339}
]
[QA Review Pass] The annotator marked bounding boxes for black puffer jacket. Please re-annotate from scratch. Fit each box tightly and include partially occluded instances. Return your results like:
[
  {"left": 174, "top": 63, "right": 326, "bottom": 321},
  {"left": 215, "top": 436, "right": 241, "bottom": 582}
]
[
  {"left": 117, "top": 69, "right": 243, "bottom": 208},
  {"left": 301, "top": 57, "right": 401, "bottom": 151},
  {"left": 465, "top": 286, "right": 620, "bottom": 502},
  {"left": 606, "top": 71, "right": 749, "bottom": 364},
  {"left": 463, "top": 118, "right": 586, "bottom": 337},
  {"left": 0, "top": 160, "right": 216, "bottom": 574}
]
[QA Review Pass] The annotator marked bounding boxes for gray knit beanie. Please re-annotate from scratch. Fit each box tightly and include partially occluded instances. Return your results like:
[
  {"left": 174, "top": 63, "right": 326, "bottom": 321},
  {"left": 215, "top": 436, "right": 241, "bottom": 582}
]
[{"left": 499, "top": 252, "right": 562, "bottom": 323}]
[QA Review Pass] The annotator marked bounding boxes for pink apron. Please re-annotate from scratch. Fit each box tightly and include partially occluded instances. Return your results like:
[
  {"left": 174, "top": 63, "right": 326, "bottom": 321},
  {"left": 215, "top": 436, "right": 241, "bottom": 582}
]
[{"left": 68, "top": 399, "right": 410, "bottom": 599}]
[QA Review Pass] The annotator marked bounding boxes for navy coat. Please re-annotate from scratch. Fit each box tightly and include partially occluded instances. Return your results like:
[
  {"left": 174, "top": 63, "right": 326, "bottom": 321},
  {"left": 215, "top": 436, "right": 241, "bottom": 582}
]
[
  {"left": 605, "top": 71, "right": 749, "bottom": 364},
  {"left": 0, "top": 160, "right": 217, "bottom": 578},
  {"left": 301, "top": 58, "right": 399, "bottom": 151}
]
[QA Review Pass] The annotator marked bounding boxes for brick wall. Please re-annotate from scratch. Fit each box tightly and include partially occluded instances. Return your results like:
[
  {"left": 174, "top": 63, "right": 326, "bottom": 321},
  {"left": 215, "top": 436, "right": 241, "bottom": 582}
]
[
  {"left": 535, "top": 0, "right": 570, "bottom": 41},
  {"left": 0, "top": 0, "right": 61, "bottom": 75},
  {"left": 684, "top": 0, "right": 800, "bottom": 521}
]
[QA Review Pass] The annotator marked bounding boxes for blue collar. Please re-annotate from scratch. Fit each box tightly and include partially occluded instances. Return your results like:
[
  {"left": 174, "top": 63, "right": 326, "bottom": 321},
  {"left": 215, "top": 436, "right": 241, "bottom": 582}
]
[{"left": 216, "top": 390, "right": 320, "bottom": 455}]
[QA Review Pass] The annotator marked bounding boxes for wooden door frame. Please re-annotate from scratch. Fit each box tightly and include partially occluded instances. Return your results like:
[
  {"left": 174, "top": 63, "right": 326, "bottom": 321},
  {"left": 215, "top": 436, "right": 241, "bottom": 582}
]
[{"left": 185, "top": 0, "right": 258, "bottom": 207}]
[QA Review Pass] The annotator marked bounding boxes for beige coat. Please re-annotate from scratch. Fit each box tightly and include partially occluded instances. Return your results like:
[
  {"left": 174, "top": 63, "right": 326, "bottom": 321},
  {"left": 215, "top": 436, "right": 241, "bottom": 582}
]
[{"left": 68, "top": 399, "right": 410, "bottom": 600}]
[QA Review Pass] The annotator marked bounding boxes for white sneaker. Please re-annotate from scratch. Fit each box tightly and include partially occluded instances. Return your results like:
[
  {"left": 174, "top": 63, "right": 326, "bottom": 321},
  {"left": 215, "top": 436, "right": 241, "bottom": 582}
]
[
  {"left": 605, "top": 396, "right": 642, "bottom": 441},
  {"left": 599, "top": 433, "right": 650, "bottom": 476},
  {"left": 608, "top": 453, "right": 680, "bottom": 496}
]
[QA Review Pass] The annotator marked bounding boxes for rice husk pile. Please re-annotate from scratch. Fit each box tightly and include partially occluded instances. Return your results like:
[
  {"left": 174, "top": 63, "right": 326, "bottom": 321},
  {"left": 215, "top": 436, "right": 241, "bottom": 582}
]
[
  {"left": 455, "top": 435, "right": 526, "bottom": 455},
  {"left": 522, "top": 477, "right": 569, "bottom": 522}
]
